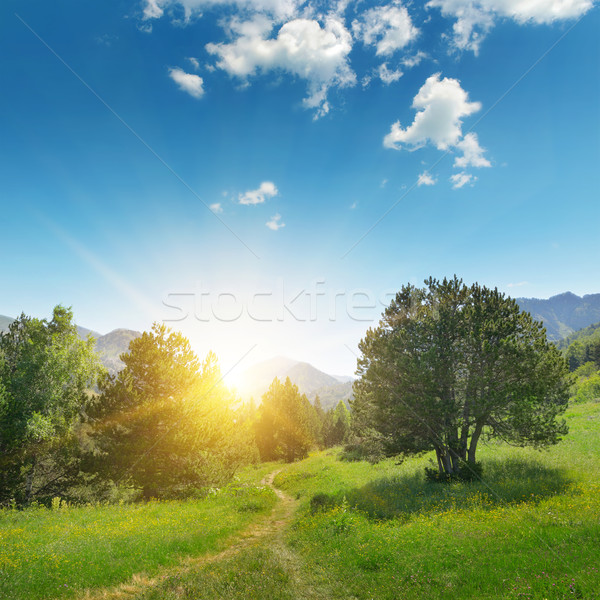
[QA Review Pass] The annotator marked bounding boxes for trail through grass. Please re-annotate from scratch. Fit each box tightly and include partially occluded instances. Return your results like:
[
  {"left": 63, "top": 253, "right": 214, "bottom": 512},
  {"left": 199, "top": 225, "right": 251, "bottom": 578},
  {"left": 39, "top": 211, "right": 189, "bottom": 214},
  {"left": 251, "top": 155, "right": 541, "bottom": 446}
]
[
  {"left": 0, "top": 465, "right": 278, "bottom": 600},
  {"left": 124, "top": 470, "right": 337, "bottom": 600}
]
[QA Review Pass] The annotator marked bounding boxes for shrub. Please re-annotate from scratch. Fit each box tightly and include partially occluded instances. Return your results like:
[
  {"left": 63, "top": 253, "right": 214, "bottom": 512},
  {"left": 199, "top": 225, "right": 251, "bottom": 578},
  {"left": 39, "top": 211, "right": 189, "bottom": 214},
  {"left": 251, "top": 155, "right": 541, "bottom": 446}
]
[
  {"left": 309, "top": 492, "right": 336, "bottom": 514},
  {"left": 573, "top": 373, "right": 600, "bottom": 404},
  {"left": 424, "top": 460, "right": 483, "bottom": 483}
]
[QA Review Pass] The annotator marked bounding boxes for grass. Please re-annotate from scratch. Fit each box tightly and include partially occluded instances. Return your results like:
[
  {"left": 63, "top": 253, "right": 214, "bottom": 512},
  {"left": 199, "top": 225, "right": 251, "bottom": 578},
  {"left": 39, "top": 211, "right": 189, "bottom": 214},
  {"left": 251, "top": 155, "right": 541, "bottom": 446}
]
[
  {"left": 274, "top": 401, "right": 600, "bottom": 599},
  {"left": 3, "top": 404, "right": 600, "bottom": 599},
  {"left": 136, "top": 547, "right": 299, "bottom": 600},
  {"left": 0, "top": 468, "right": 278, "bottom": 600}
]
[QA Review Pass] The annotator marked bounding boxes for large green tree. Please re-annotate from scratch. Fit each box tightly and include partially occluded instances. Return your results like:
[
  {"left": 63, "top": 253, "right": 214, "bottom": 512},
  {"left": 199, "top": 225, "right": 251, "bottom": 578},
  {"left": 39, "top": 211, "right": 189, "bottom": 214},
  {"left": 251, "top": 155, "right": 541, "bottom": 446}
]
[
  {"left": 0, "top": 306, "right": 103, "bottom": 504},
  {"left": 88, "top": 324, "right": 255, "bottom": 498},
  {"left": 352, "top": 277, "right": 571, "bottom": 476}
]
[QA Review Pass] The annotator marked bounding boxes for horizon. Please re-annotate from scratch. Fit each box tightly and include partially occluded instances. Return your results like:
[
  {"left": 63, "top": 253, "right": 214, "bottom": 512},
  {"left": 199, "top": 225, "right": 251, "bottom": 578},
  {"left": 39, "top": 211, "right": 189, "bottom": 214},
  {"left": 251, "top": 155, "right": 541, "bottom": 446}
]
[{"left": 2, "top": 285, "right": 599, "bottom": 379}]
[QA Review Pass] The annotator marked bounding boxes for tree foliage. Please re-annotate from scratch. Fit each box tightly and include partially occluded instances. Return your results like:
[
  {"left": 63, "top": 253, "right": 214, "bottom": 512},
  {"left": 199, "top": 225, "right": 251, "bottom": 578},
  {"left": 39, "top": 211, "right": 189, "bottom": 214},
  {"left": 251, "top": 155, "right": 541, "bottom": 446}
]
[
  {"left": 322, "top": 400, "right": 351, "bottom": 447},
  {"left": 0, "top": 306, "right": 103, "bottom": 504},
  {"left": 352, "top": 277, "right": 571, "bottom": 477},
  {"left": 87, "top": 324, "right": 256, "bottom": 499},
  {"left": 254, "top": 377, "right": 318, "bottom": 462}
]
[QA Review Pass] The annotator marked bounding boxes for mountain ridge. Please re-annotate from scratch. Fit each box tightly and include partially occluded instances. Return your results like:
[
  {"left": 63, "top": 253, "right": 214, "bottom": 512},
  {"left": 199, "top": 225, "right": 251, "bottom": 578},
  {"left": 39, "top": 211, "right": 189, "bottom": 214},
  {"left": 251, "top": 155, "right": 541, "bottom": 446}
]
[
  {"left": 515, "top": 292, "right": 600, "bottom": 340},
  {"left": 0, "top": 315, "right": 140, "bottom": 375},
  {"left": 234, "top": 356, "right": 353, "bottom": 410}
]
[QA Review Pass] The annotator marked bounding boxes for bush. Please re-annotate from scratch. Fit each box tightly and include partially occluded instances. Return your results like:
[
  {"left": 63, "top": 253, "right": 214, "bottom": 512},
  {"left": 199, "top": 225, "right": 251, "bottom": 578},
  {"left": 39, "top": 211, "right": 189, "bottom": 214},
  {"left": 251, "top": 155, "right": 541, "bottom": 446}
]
[
  {"left": 309, "top": 492, "right": 336, "bottom": 514},
  {"left": 573, "top": 373, "right": 600, "bottom": 404},
  {"left": 341, "top": 432, "right": 386, "bottom": 464},
  {"left": 424, "top": 460, "right": 483, "bottom": 483}
]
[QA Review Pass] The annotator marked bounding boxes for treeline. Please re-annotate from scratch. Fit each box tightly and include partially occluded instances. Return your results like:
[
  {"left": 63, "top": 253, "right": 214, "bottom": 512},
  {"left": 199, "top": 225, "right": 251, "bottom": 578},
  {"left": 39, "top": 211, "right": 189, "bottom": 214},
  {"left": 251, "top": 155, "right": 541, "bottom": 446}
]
[
  {"left": 0, "top": 306, "right": 350, "bottom": 507},
  {"left": 252, "top": 377, "right": 351, "bottom": 463},
  {"left": 560, "top": 321, "right": 600, "bottom": 403},
  {"left": 563, "top": 336, "right": 600, "bottom": 372}
]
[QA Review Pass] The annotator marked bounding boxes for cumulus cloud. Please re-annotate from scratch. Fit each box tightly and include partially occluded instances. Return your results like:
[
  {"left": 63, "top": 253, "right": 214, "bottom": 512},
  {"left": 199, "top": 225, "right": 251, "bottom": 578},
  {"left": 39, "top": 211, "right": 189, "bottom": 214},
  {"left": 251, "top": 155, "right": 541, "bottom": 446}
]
[
  {"left": 352, "top": 4, "right": 419, "bottom": 56},
  {"left": 378, "top": 63, "right": 403, "bottom": 84},
  {"left": 144, "top": 0, "right": 165, "bottom": 19},
  {"left": 239, "top": 181, "right": 279, "bottom": 205},
  {"left": 427, "top": 0, "right": 594, "bottom": 53},
  {"left": 384, "top": 74, "right": 491, "bottom": 188},
  {"left": 383, "top": 73, "right": 481, "bottom": 150},
  {"left": 450, "top": 171, "right": 476, "bottom": 188},
  {"left": 210, "top": 202, "right": 223, "bottom": 213},
  {"left": 142, "top": 0, "right": 299, "bottom": 22},
  {"left": 168, "top": 67, "right": 204, "bottom": 98},
  {"left": 187, "top": 56, "right": 200, "bottom": 70},
  {"left": 454, "top": 132, "right": 491, "bottom": 168},
  {"left": 402, "top": 50, "right": 428, "bottom": 68},
  {"left": 418, "top": 171, "right": 437, "bottom": 186},
  {"left": 266, "top": 213, "right": 285, "bottom": 230},
  {"left": 206, "top": 16, "right": 355, "bottom": 117}
]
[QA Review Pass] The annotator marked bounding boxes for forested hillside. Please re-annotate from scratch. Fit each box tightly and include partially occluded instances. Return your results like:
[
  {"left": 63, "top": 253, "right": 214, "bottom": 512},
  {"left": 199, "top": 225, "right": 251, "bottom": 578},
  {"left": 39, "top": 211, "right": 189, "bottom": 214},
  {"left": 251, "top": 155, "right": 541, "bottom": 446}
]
[{"left": 516, "top": 292, "right": 600, "bottom": 340}]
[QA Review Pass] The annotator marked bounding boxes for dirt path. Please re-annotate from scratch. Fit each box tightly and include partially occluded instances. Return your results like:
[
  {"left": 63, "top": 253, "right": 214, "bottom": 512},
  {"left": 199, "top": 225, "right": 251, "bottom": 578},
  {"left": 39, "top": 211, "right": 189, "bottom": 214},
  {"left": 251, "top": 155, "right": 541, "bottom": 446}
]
[{"left": 80, "top": 470, "right": 297, "bottom": 600}]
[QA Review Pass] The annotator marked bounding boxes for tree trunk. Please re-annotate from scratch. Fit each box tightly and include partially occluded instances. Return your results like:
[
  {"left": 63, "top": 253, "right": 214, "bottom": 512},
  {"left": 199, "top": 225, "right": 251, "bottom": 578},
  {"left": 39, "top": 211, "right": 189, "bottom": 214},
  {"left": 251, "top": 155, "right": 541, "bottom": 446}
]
[
  {"left": 25, "top": 455, "right": 36, "bottom": 505},
  {"left": 441, "top": 451, "right": 453, "bottom": 474},
  {"left": 435, "top": 448, "right": 444, "bottom": 473},
  {"left": 143, "top": 485, "right": 158, "bottom": 500},
  {"left": 468, "top": 422, "right": 484, "bottom": 463}
]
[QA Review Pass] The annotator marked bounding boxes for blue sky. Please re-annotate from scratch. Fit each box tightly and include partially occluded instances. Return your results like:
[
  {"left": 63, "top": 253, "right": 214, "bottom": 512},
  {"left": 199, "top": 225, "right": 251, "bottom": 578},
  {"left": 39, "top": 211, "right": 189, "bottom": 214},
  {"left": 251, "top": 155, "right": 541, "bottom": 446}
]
[{"left": 1, "top": 0, "right": 598, "bottom": 377}]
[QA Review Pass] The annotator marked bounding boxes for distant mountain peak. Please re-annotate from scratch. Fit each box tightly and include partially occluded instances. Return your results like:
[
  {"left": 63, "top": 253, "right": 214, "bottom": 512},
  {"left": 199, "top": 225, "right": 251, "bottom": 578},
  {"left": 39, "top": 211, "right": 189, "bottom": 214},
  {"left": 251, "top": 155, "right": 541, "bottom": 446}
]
[
  {"left": 234, "top": 355, "right": 353, "bottom": 410},
  {"left": 516, "top": 292, "right": 600, "bottom": 341}
]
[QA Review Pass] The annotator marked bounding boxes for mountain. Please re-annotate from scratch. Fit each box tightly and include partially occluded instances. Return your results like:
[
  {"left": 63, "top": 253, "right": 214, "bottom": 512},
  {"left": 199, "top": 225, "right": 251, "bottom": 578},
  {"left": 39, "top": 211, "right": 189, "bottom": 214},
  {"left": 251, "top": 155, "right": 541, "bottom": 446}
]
[
  {"left": 284, "top": 362, "right": 339, "bottom": 395},
  {"left": 95, "top": 329, "right": 141, "bottom": 375},
  {"left": 235, "top": 356, "right": 353, "bottom": 410},
  {"left": 0, "top": 315, "right": 14, "bottom": 332},
  {"left": 516, "top": 292, "right": 600, "bottom": 341},
  {"left": 0, "top": 314, "right": 100, "bottom": 340},
  {"left": 310, "top": 380, "right": 353, "bottom": 411},
  {"left": 0, "top": 314, "right": 139, "bottom": 375}
]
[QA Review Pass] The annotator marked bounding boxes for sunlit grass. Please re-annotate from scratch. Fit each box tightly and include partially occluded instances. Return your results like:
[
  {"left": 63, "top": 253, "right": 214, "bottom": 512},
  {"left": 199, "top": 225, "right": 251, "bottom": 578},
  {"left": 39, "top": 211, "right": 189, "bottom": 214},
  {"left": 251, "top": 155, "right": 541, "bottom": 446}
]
[
  {"left": 274, "top": 401, "right": 600, "bottom": 599},
  {"left": 0, "top": 476, "right": 278, "bottom": 600},
  {"left": 3, "top": 403, "right": 599, "bottom": 600}
]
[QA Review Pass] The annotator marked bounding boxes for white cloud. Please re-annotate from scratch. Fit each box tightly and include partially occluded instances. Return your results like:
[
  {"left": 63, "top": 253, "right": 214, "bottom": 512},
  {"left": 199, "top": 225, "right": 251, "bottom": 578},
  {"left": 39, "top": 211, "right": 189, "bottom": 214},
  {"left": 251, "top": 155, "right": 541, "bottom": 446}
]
[
  {"left": 383, "top": 73, "right": 481, "bottom": 150},
  {"left": 266, "top": 213, "right": 285, "bottom": 230},
  {"left": 427, "top": 0, "right": 594, "bottom": 53},
  {"left": 450, "top": 171, "right": 476, "bottom": 188},
  {"left": 454, "top": 132, "right": 491, "bottom": 168},
  {"left": 378, "top": 63, "right": 403, "bottom": 84},
  {"left": 144, "top": 0, "right": 165, "bottom": 19},
  {"left": 507, "top": 281, "right": 528, "bottom": 288},
  {"left": 384, "top": 74, "right": 491, "bottom": 188},
  {"left": 168, "top": 67, "right": 204, "bottom": 98},
  {"left": 207, "top": 16, "right": 355, "bottom": 118},
  {"left": 349, "top": 201, "right": 358, "bottom": 209},
  {"left": 239, "top": 181, "right": 279, "bottom": 205},
  {"left": 209, "top": 202, "right": 223, "bottom": 213},
  {"left": 418, "top": 171, "right": 437, "bottom": 186},
  {"left": 402, "top": 50, "right": 428, "bottom": 68},
  {"left": 352, "top": 4, "right": 419, "bottom": 56},
  {"left": 142, "top": 0, "right": 299, "bottom": 22},
  {"left": 187, "top": 56, "right": 200, "bottom": 70}
]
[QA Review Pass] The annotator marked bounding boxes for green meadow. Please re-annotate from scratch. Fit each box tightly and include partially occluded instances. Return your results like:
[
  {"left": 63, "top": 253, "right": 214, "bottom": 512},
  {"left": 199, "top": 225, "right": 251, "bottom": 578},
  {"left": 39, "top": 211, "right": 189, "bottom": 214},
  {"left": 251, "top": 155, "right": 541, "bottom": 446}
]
[
  {"left": 0, "top": 463, "right": 278, "bottom": 600},
  {"left": 1, "top": 403, "right": 599, "bottom": 599}
]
